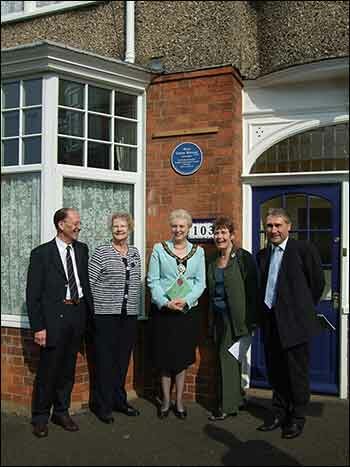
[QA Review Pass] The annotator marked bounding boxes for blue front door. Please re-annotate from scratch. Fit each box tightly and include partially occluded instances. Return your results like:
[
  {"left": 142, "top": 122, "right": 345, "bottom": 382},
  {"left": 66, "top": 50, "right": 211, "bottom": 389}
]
[{"left": 251, "top": 184, "right": 340, "bottom": 394}]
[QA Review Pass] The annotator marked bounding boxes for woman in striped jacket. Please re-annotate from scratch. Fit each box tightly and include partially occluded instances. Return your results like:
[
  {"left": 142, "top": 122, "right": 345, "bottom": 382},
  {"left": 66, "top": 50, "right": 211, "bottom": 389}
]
[{"left": 88, "top": 212, "right": 141, "bottom": 424}]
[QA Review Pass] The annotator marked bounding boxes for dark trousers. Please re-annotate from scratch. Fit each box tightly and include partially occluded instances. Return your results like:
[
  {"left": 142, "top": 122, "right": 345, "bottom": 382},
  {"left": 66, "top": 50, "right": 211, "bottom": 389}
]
[
  {"left": 92, "top": 314, "right": 138, "bottom": 417},
  {"left": 31, "top": 302, "right": 86, "bottom": 424},
  {"left": 262, "top": 311, "right": 310, "bottom": 426}
]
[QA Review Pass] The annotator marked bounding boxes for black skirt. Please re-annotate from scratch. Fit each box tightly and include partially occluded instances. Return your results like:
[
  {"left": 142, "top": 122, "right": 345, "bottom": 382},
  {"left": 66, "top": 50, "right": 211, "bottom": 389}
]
[{"left": 152, "top": 305, "right": 201, "bottom": 374}]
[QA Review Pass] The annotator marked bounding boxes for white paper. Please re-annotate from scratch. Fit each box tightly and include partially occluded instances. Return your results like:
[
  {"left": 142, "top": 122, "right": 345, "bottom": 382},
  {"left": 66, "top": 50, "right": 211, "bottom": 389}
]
[{"left": 228, "top": 335, "right": 252, "bottom": 364}]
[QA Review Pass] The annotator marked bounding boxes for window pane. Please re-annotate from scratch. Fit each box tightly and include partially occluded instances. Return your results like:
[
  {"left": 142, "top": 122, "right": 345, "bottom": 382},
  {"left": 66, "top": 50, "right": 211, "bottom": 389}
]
[
  {"left": 88, "top": 115, "right": 110, "bottom": 141},
  {"left": 114, "top": 146, "right": 137, "bottom": 172},
  {"left": 58, "top": 137, "right": 83, "bottom": 166},
  {"left": 88, "top": 86, "right": 111, "bottom": 114},
  {"left": 310, "top": 196, "right": 332, "bottom": 229},
  {"left": 59, "top": 80, "right": 84, "bottom": 109},
  {"left": 1, "top": 1, "right": 24, "bottom": 15},
  {"left": 23, "top": 79, "right": 42, "bottom": 107},
  {"left": 36, "top": 1, "right": 64, "bottom": 6},
  {"left": 23, "top": 137, "right": 41, "bottom": 164},
  {"left": 23, "top": 108, "right": 42, "bottom": 135},
  {"left": 3, "top": 111, "right": 19, "bottom": 137},
  {"left": 251, "top": 123, "right": 349, "bottom": 173},
  {"left": 2, "top": 82, "right": 20, "bottom": 109},
  {"left": 58, "top": 109, "right": 84, "bottom": 137},
  {"left": 63, "top": 178, "right": 134, "bottom": 255},
  {"left": 310, "top": 232, "right": 332, "bottom": 264},
  {"left": 88, "top": 142, "right": 110, "bottom": 169},
  {"left": 260, "top": 196, "right": 283, "bottom": 230},
  {"left": 285, "top": 194, "right": 307, "bottom": 229},
  {"left": 115, "top": 92, "right": 137, "bottom": 119},
  {"left": 1, "top": 172, "right": 41, "bottom": 316},
  {"left": 115, "top": 119, "right": 137, "bottom": 145},
  {"left": 2, "top": 140, "right": 19, "bottom": 166}
]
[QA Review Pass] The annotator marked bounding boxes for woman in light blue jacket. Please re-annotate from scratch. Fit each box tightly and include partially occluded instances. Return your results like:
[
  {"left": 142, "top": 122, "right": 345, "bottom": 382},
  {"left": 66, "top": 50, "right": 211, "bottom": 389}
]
[{"left": 147, "top": 209, "right": 206, "bottom": 420}]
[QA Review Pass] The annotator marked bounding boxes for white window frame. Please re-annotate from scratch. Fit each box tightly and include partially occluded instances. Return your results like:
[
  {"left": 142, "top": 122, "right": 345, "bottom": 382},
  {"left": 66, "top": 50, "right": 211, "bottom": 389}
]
[
  {"left": 1, "top": 42, "right": 151, "bottom": 328},
  {"left": 1, "top": 1, "right": 100, "bottom": 24}
]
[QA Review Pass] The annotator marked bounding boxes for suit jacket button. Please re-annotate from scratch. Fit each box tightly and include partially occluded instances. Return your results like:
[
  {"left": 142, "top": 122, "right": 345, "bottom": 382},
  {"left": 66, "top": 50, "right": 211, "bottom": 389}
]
[{"left": 60, "top": 314, "right": 63, "bottom": 318}]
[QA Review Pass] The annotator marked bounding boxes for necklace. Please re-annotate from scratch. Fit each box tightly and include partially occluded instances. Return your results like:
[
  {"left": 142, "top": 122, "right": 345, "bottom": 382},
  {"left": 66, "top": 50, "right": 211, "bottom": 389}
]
[{"left": 161, "top": 241, "right": 198, "bottom": 276}]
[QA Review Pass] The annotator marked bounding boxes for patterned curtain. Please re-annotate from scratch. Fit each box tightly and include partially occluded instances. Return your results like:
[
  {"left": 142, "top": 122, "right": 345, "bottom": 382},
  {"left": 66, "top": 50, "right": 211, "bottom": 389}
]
[
  {"left": 1, "top": 1, "right": 24, "bottom": 15},
  {"left": 1, "top": 173, "right": 41, "bottom": 316},
  {"left": 63, "top": 178, "right": 134, "bottom": 256}
]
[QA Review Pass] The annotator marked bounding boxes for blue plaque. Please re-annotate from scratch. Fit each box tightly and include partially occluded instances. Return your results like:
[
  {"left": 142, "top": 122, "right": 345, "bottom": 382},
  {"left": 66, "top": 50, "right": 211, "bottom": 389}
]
[{"left": 171, "top": 142, "right": 203, "bottom": 176}]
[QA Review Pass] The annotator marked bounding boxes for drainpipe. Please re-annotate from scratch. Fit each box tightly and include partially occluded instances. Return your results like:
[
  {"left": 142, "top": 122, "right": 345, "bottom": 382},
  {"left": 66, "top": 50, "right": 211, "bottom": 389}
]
[{"left": 125, "top": 1, "right": 135, "bottom": 63}]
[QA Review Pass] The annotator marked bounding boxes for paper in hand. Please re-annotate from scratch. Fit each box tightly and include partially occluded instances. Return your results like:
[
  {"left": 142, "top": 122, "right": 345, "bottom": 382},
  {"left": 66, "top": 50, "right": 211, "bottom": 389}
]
[
  {"left": 228, "top": 335, "right": 252, "bottom": 364},
  {"left": 166, "top": 276, "right": 192, "bottom": 300}
]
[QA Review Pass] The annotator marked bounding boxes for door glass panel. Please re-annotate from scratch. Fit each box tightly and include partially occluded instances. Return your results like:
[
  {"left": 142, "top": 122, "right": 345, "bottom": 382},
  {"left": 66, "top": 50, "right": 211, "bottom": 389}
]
[
  {"left": 322, "top": 268, "right": 332, "bottom": 300},
  {"left": 309, "top": 196, "right": 331, "bottom": 229},
  {"left": 285, "top": 194, "right": 307, "bottom": 229},
  {"left": 260, "top": 196, "right": 283, "bottom": 230},
  {"left": 310, "top": 231, "right": 332, "bottom": 264}
]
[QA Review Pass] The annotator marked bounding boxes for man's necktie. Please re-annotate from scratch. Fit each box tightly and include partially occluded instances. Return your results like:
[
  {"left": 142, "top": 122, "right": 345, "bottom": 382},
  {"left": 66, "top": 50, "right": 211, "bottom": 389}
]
[
  {"left": 66, "top": 245, "right": 79, "bottom": 301},
  {"left": 264, "top": 246, "right": 282, "bottom": 309}
]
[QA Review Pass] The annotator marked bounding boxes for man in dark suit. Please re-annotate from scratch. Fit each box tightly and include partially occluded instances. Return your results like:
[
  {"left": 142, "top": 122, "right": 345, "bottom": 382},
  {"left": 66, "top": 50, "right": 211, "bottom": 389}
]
[
  {"left": 26, "top": 208, "right": 94, "bottom": 438},
  {"left": 256, "top": 208, "right": 325, "bottom": 439}
]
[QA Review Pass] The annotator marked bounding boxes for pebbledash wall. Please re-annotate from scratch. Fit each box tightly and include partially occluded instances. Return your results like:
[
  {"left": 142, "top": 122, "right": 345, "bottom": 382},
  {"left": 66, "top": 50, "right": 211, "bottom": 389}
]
[{"left": 1, "top": 0, "right": 349, "bottom": 414}]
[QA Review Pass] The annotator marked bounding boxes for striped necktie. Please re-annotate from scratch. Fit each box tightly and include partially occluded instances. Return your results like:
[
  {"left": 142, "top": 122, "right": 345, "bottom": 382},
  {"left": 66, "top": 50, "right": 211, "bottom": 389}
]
[{"left": 66, "top": 245, "right": 79, "bottom": 300}]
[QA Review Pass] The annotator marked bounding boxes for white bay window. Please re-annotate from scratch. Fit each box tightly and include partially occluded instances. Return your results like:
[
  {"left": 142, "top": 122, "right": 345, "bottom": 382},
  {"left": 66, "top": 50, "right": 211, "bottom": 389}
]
[{"left": 1, "top": 42, "right": 151, "bottom": 326}]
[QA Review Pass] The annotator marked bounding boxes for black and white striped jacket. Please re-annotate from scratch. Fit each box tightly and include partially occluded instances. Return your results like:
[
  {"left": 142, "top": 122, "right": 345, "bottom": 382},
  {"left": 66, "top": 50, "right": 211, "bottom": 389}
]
[{"left": 88, "top": 244, "right": 141, "bottom": 315}]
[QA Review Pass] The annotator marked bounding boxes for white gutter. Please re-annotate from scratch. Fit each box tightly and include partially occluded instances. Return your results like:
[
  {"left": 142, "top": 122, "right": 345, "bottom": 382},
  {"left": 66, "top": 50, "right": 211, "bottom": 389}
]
[{"left": 125, "top": 1, "right": 135, "bottom": 63}]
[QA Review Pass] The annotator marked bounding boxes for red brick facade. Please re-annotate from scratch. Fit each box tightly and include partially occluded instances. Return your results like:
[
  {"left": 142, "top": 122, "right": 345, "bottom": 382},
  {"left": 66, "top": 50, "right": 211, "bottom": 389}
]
[{"left": 1, "top": 66, "right": 243, "bottom": 414}]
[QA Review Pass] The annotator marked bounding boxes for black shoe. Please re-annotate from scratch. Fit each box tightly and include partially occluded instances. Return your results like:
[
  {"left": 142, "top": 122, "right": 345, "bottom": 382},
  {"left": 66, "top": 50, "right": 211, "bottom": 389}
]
[
  {"left": 157, "top": 406, "right": 171, "bottom": 419},
  {"left": 33, "top": 423, "right": 48, "bottom": 438},
  {"left": 173, "top": 405, "right": 187, "bottom": 420},
  {"left": 115, "top": 404, "right": 140, "bottom": 417},
  {"left": 257, "top": 417, "right": 283, "bottom": 432},
  {"left": 282, "top": 422, "right": 303, "bottom": 439},
  {"left": 208, "top": 409, "right": 228, "bottom": 421},
  {"left": 92, "top": 410, "right": 115, "bottom": 424},
  {"left": 51, "top": 414, "right": 79, "bottom": 432}
]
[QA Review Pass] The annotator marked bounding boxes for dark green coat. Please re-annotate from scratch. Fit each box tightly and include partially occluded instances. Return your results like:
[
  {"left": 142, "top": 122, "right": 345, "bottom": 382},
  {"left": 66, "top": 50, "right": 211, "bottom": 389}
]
[{"left": 207, "top": 248, "right": 258, "bottom": 337}]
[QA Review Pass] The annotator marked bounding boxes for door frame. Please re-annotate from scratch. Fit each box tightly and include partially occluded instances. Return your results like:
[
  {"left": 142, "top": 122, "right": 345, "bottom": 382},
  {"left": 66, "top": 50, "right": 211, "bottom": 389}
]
[{"left": 242, "top": 173, "right": 349, "bottom": 399}]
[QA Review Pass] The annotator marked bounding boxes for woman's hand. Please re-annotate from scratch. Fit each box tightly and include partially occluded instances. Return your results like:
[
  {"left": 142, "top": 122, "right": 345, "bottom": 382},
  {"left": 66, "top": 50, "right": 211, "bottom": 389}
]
[{"left": 167, "top": 299, "right": 186, "bottom": 312}]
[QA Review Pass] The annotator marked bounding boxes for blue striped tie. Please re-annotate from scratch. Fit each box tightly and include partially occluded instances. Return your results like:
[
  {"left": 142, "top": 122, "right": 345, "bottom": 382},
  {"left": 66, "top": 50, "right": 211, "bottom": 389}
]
[
  {"left": 66, "top": 246, "right": 79, "bottom": 301},
  {"left": 264, "top": 246, "right": 282, "bottom": 309}
]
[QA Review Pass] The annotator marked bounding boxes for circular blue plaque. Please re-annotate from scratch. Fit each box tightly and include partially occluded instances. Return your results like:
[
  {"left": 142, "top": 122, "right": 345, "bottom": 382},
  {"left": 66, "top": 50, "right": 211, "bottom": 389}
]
[{"left": 170, "top": 142, "right": 203, "bottom": 176}]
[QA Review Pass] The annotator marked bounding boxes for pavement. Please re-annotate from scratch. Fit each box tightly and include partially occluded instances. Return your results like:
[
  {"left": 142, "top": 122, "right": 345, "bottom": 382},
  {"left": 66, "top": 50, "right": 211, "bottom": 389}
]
[{"left": 1, "top": 389, "right": 349, "bottom": 466}]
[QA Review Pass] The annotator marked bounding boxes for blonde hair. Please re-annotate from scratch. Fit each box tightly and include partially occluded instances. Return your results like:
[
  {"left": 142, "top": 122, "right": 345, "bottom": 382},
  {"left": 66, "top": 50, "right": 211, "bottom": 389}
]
[
  {"left": 110, "top": 212, "right": 134, "bottom": 231},
  {"left": 168, "top": 209, "right": 192, "bottom": 228}
]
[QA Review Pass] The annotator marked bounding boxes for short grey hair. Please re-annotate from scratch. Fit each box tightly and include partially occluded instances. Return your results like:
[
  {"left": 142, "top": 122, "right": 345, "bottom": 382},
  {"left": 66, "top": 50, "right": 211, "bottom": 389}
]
[
  {"left": 265, "top": 208, "right": 292, "bottom": 225},
  {"left": 169, "top": 209, "right": 192, "bottom": 227},
  {"left": 110, "top": 212, "right": 134, "bottom": 231}
]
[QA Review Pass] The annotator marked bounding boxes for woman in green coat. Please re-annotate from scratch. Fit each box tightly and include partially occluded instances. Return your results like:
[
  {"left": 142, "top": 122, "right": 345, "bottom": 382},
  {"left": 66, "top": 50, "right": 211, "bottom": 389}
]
[{"left": 207, "top": 216, "right": 258, "bottom": 421}]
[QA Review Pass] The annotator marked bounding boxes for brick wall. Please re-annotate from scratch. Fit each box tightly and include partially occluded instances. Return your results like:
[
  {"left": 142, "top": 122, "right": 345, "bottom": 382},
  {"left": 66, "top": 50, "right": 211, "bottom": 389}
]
[
  {"left": 1, "top": 327, "right": 135, "bottom": 415},
  {"left": 1, "top": 65, "right": 243, "bottom": 414},
  {"left": 141, "top": 65, "right": 243, "bottom": 405}
]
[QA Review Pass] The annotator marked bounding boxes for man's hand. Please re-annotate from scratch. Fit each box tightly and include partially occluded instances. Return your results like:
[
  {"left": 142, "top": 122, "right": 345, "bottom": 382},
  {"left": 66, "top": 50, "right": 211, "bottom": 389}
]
[{"left": 34, "top": 329, "right": 47, "bottom": 347}]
